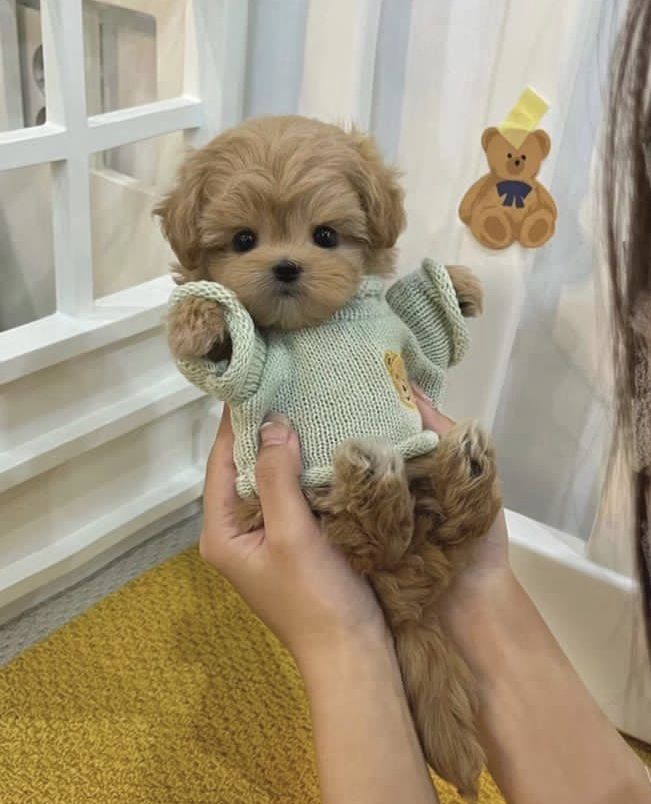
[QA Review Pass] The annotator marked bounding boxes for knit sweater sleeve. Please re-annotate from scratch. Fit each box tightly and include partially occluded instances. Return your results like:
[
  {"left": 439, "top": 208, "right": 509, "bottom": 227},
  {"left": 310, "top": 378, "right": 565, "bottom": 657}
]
[
  {"left": 386, "top": 259, "right": 470, "bottom": 370},
  {"left": 169, "top": 281, "right": 266, "bottom": 406}
]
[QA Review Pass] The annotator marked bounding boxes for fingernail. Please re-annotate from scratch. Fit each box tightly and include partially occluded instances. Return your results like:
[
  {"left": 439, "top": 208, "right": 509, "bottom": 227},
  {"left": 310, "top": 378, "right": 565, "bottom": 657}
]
[{"left": 260, "top": 413, "right": 291, "bottom": 445}]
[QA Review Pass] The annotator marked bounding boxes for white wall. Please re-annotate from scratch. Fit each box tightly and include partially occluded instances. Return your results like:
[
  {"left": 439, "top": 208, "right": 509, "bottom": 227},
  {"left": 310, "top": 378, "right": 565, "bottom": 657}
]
[
  {"left": 0, "top": 0, "right": 246, "bottom": 620},
  {"left": 0, "top": 0, "right": 624, "bottom": 622}
]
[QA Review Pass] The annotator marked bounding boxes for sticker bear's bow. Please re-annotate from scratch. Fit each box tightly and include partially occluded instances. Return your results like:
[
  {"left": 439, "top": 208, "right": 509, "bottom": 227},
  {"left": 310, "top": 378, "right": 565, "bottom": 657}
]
[{"left": 496, "top": 180, "right": 532, "bottom": 208}]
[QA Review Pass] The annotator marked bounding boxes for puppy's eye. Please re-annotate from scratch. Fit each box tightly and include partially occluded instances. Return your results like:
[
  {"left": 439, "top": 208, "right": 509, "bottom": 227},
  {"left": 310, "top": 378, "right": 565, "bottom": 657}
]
[
  {"left": 232, "top": 229, "right": 257, "bottom": 253},
  {"left": 521, "top": 154, "right": 527, "bottom": 161},
  {"left": 313, "top": 225, "right": 339, "bottom": 249},
  {"left": 507, "top": 153, "right": 512, "bottom": 159}
]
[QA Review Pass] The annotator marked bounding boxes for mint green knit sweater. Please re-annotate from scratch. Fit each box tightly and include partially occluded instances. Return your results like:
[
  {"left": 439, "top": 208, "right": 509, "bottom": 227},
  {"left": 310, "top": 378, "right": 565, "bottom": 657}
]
[{"left": 171, "top": 259, "right": 470, "bottom": 497}]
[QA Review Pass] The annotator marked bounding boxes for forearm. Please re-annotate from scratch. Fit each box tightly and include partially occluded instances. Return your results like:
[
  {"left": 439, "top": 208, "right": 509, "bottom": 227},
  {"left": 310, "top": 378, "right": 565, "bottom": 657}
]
[
  {"left": 298, "top": 626, "right": 438, "bottom": 804},
  {"left": 445, "top": 572, "right": 651, "bottom": 804}
]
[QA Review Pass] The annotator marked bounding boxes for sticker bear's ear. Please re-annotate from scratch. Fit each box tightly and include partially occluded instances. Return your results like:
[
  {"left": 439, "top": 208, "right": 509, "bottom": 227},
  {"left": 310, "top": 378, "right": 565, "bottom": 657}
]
[
  {"left": 531, "top": 129, "right": 551, "bottom": 158},
  {"left": 481, "top": 126, "right": 500, "bottom": 152}
]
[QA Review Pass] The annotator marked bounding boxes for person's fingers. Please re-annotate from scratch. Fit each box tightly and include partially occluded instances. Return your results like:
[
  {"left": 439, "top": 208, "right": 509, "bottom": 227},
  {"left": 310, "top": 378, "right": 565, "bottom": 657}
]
[
  {"left": 201, "top": 405, "right": 240, "bottom": 555},
  {"left": 255, "top": 414, "right": 316, "bottom": 541},
  {"left": 412, "top": 384, "right": 456, "bottom": 436}
]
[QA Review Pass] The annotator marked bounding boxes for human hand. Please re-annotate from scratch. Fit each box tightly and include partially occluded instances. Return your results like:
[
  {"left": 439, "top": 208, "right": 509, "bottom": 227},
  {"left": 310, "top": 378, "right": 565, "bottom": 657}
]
[{"left": 199, "top": 407, "right": 387, "bottom": 670}]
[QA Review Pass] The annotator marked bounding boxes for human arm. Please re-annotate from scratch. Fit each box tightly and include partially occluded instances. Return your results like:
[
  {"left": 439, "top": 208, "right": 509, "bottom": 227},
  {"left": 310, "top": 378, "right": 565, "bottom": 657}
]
[
  {"left": 449, "top": 557, "right": 651, "bottom": 804},
  {"left": 200, "top": 409, "right": 438, "bottom": 804},
  {"left": 414, "top": 388, "right": 651, "bottom": 804},
  {"left": 168, "top": 281, "right": 266, "bottom": 404}
]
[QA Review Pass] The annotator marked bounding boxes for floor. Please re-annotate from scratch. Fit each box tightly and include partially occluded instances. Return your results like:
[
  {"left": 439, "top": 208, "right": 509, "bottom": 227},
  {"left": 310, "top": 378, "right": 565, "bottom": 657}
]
[{"left": 0, "top": 512, "right": 201, "bottom": 667}]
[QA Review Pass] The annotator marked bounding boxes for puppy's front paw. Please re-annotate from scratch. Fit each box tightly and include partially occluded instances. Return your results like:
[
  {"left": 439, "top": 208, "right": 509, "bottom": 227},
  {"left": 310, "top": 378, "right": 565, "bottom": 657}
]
[
  {"left": 446, "top": 265, "right": 483, "bottom": 317},
  {"left": 167, "top": 297, "right": 226, "bottom": 359}
]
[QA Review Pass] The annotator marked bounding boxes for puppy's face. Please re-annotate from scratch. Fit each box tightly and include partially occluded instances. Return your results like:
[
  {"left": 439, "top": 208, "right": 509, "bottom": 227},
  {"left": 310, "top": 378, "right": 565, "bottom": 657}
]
[
  {"left": 155, "top": 116, "right": 406, "bottom": 329},
  {"left": 198, "top": 162, "right": 369, "bottom": 329}
]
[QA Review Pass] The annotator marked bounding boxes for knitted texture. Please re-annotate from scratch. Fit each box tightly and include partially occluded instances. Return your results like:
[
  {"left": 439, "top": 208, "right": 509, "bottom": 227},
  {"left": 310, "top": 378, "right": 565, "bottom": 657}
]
[
  {"left": 170, "top": 260, "right": 470, "bottom": 498},
  {"left": 386, "top": 258, "right": 470, "bottom": 369},
  {"left": 171, "top": 281, "right": 267, "bottom": 406},
  {"left": 0, "top": 547, "right": 517, "bottom": 804}
]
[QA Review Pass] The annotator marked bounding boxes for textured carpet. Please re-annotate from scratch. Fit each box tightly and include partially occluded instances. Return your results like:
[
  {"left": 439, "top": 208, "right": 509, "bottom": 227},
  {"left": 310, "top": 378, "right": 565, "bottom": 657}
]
[{"left": 0, "top": 548, "right": 647, "bottom": 804}]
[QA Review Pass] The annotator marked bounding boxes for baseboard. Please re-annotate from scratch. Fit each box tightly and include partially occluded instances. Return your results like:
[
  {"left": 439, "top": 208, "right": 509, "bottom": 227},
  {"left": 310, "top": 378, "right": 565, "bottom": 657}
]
[{"left": 0, "top": 499, "right": 201, "bottom": 627}]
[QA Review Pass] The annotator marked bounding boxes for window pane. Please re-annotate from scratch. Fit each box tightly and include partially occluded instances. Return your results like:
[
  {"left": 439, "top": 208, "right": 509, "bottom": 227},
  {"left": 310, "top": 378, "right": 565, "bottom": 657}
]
[
  {"left": 0, "top": 0, "right": 46, "bottom": 132},
  {"left": 83, "top": 0, "right": 185, "bottom": 117},
  {"left": 0, "top": 163, "right": 55, "bottom": 330},
  {"left": 90, "top": 131, "right": 185, "bottom": 298}
]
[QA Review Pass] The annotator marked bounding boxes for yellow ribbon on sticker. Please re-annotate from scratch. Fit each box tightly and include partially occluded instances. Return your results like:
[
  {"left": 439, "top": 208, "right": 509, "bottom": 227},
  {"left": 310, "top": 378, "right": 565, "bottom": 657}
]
[{"left": 498, "top": 87, "right": 549, "bottom": 149}]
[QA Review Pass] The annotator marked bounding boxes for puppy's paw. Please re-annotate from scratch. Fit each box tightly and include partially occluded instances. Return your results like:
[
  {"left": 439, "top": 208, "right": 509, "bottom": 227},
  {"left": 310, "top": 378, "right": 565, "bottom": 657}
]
[
  {"left": 328, "top": 439, "right": 414, "bottom": 570},
  {"left": 432, "top": 420, "right": 501, "bottom": 546},
  {"left": 451, "top": 419, "right": 495, "bottom": 481},
  {"left": 167, "top": 297, "right": 226, "bottom": 359},
  {"left": 446, "top": 265, "right": 483, "bottom": 317},
  {"left": 334, "top": 438, "right": 406, "bottom": 502}
]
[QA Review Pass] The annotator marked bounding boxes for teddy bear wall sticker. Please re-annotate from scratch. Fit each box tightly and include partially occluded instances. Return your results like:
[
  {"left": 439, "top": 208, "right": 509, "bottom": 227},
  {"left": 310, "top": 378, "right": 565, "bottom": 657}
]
[{"left": 459, "top": 87, "right": 558, "bottom": 250}]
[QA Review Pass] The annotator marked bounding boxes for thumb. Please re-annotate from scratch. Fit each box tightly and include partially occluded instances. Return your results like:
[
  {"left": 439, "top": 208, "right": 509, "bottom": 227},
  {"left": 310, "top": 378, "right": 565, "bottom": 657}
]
[
  {"left": 412, "top": 385, "right": 456, "bottom": 436},
  {"left": 255, "top": 414, "right": 316, "bottom": 538}
]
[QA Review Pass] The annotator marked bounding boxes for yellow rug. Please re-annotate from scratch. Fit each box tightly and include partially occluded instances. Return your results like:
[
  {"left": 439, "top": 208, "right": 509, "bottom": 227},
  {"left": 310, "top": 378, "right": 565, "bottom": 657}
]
[{"left": 0, "top": 548, "right": 646, "bottom": 803}]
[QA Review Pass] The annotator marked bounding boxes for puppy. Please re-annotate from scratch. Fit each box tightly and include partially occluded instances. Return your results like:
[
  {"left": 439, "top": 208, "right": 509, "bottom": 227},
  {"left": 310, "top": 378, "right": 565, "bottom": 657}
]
[{"left": 156, "top": 115, "right": 501, "bottom": 798}]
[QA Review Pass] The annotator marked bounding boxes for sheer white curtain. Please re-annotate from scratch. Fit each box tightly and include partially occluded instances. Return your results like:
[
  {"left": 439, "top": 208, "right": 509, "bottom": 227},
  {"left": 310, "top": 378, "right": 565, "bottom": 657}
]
[
  {"left": 490, "top": 3, "right": 622, "bottom": 543},
  {"left": 391, "top": 0, "right": 627, "bottom": 557},
  {"left": 249, "top": 0, "right": 627, "bottom": 565}
]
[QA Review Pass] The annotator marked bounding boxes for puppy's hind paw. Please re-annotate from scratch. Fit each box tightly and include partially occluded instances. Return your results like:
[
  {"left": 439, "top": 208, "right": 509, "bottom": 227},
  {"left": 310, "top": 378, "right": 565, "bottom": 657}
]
[
  {"left": 334, "top": 438, "right": 404, "bottom": 488},
  {"left": 456, "top": 419, "right": 495, "bottom": 482},
  {"left": 325, "top": 438, "right": 414, "bottom": 571},
  {"left": 432, "top": 420, "right": 501, "bottom": 545}
]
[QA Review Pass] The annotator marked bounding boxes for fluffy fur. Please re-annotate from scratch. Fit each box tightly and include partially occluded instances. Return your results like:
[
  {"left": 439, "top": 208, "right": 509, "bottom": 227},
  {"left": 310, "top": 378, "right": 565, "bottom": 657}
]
[{"left": 156, "top": 115, "right": 501, "bottom": 798}]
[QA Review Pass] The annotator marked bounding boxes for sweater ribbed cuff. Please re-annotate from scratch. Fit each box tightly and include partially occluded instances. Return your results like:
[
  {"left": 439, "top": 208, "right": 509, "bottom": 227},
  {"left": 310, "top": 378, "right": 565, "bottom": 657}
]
[
  {"left": 170, "top": 281, "right": 266, "bottom": 406},
  {"left": 386, "top": 259, "right": 470, "bottom": 368}
]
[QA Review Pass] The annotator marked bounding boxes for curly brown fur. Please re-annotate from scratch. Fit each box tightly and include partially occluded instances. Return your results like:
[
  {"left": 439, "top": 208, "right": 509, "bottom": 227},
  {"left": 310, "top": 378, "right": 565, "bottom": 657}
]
[
  {"left": 446, "top": 265, "right": 484, "bottom": 318},
  {"left": 322, "top": 439, "right": 414, "bottom": 573},
  {"left": 429, "top": 420, "right": 501, "bottom": 549},
  {"left": 159, "top": 115, "right": 500, "bottom": 796},
  {"left": 157, "top": 115, "right": 479, "bottom": 356},
  {"left": 156, "top": 116, "right": 406, "bottom": 347},
  {"left": 166, "top": 297, "right": 227, "bottom": 359},
  {"left": 234, "top": 430, "right": 500, "bottom": 798},
  {"left": 323, "top": 436, "right": 499, "bottom": 798}
]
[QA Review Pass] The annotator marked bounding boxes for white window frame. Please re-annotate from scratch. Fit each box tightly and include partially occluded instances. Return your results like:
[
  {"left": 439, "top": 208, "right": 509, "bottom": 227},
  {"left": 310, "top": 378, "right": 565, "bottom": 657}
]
[{"left": 0, "top": 0, "right": 248, "bottom": 384}]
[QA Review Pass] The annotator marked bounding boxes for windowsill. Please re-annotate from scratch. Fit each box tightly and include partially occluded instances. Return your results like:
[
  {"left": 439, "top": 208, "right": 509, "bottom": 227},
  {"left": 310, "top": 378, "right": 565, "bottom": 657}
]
[{"left": 0, "top": 275, "right": 175, "bottom": 384}]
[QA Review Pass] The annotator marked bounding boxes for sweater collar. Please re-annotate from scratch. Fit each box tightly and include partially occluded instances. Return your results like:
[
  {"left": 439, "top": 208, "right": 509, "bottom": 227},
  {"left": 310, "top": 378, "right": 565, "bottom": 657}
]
[
  {"left": 326, "top": 276, "right": 386, "bottom": 322},
  {"left": 352, "top": 276, "right": 386, "bottom": 300}
]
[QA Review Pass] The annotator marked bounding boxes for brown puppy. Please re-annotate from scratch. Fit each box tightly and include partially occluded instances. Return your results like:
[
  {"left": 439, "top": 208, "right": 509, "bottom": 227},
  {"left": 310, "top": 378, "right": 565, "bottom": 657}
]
[{"left": 156, "top": 115, "right": 501, "bottom": 799}]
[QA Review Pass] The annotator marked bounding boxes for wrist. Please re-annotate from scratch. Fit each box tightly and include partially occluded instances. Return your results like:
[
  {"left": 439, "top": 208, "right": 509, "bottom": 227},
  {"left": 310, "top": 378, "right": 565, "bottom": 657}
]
[
  {"left": 441, "top": 570, "right": 536, "bottom": 684},
  {"left": 442, "top": 564, "right": 518, "bottom": 631},
  {"left": 296, "top": 620, "right": 397, "bottom": 693}
]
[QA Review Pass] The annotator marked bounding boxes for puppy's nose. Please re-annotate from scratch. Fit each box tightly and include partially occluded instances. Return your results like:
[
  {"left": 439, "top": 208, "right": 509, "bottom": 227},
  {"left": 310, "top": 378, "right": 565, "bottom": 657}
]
[
  {"left": 273, "top": 259, "right": 302, "bottom": 283},
  {"left": 514, "top": 159, "right": 521, "bottom": 166}
]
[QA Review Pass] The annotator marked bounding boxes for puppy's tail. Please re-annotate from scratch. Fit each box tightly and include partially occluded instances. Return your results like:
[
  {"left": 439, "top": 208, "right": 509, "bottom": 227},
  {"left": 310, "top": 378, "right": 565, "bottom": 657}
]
[{"left": 373, "top": 573, "right": 484, "bottom": 799}]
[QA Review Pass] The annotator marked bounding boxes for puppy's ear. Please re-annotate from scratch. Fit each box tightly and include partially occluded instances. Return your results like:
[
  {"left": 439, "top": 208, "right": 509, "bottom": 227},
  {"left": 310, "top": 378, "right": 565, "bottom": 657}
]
[
  {"left": 347, "top": 130, "right": 406, "bottom": 249},
  {"left": 154, "top": 148, "right": 211, "bottom": 282}
]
